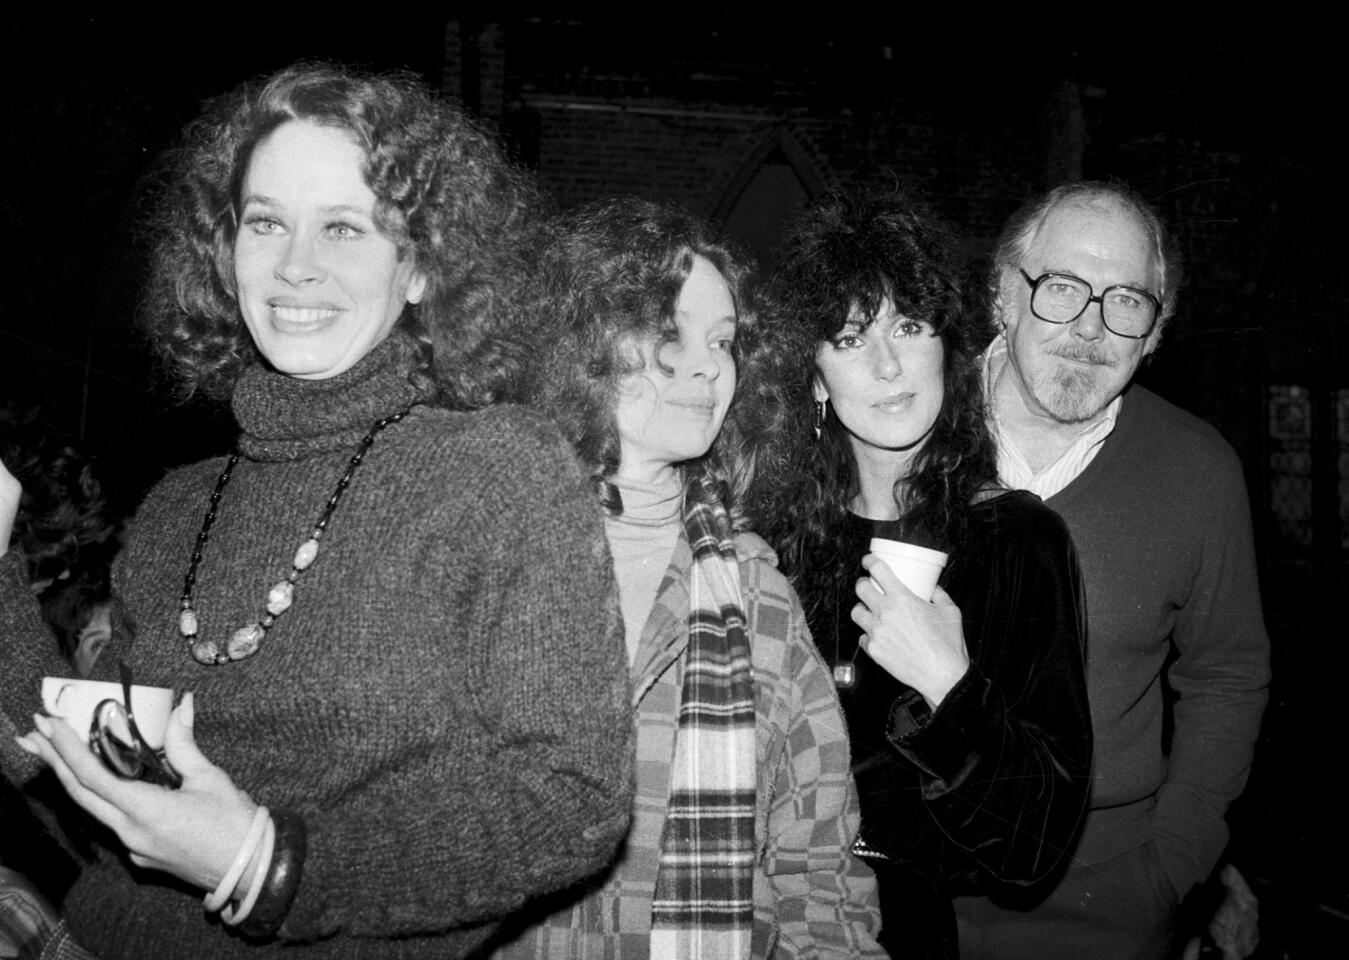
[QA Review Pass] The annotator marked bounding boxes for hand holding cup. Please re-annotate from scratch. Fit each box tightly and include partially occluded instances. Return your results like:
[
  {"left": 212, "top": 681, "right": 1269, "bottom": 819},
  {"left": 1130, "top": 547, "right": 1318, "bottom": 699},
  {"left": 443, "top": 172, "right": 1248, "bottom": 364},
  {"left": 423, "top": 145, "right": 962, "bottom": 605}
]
[
  {"left": 17, "top": 691, "right": 263, "bottom": 895},
  {"left": 853, "top": 545, "right": 969, "bottom": 709},
  {"left": 866, "top": 538, "right": 948, "bottom": 601}
]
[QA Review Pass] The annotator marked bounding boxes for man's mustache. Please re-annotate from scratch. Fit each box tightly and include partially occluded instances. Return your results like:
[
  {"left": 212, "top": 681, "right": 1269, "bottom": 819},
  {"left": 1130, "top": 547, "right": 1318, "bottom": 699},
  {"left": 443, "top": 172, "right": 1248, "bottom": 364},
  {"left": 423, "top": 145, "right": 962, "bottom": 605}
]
[{"left": 1047, "top": 346, "right": 1116, "bottom": 367}]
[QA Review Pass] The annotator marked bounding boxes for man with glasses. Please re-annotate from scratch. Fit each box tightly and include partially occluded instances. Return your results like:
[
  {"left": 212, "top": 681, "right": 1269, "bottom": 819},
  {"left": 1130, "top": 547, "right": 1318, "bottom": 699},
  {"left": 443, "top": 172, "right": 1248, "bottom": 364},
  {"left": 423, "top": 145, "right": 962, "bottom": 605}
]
[{"left": 957, "top": 181, "right": 1269, "bottom": 959}]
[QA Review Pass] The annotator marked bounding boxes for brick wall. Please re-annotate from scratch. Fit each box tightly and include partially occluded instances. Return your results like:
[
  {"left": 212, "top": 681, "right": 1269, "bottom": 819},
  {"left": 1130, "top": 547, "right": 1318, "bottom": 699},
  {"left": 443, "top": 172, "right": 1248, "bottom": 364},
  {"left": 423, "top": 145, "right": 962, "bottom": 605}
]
[{"left": 505, "top": 80, "right": 1335, "bottom": 480}]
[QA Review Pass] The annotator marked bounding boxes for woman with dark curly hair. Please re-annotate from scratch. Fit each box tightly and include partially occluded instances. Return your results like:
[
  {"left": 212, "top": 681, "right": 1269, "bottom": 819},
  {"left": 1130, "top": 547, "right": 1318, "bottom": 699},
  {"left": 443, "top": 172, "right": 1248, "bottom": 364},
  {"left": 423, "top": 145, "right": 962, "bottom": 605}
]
[
  {"left": 0, "top": 411, "right": 117, "bottom": 594},
  {"left": 41, "top": 568, "right": 115, "bottom": 679},
  {"left": 746, "top": 190, "right": 1093, "bottom": 959},
  {"left": 490, "top": 197, "right": 883, "bottom": 960},
  {"left": 1, "top": 62, "right": 633, "bottom": 959},
  {"left": 0, "top": 413, "right": 114, "bottom": 956}
]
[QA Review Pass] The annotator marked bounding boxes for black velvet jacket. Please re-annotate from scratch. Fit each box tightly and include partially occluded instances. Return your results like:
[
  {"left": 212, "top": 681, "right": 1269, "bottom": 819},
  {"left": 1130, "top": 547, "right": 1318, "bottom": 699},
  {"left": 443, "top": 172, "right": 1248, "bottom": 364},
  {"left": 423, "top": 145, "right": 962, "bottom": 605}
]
[{"left": 802, "top": 490, "right": 1093, "bottom": 958}]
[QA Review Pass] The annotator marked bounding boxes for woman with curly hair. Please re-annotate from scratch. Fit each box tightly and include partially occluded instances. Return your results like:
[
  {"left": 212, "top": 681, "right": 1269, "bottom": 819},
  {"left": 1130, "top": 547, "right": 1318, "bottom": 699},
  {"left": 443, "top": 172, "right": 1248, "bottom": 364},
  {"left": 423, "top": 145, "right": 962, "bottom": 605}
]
[
  {"left": 0, "top": 410, "right": 117, "bottom": 594},
  {"left": 747, "top": 190, "right": 1092, "bottom": 959},
  {"left": 0, "top": 62, "right": 633, "bottom": 958},
  {"left": 490, "top": 197, "right": 883, "bottom": 960},
  {"left": 0, "top": 412, "right": 113, "bottom": 957}
]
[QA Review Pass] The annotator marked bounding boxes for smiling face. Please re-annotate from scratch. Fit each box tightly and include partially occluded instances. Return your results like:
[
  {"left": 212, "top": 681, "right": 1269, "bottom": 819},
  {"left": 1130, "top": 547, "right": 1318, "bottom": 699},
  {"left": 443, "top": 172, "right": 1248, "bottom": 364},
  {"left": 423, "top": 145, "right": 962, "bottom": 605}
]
[
  {"left": 1000, "top": 199, "right": 1161, "bottom": 424},
  {"left": 232, "top": 120, "right": 427, "bottom": 380},
  {"left": 813, "top": 298, "right": 945, "bottom": 477},
  {"left": 614, "top": 254, "right": 738, "bottom": 484}
]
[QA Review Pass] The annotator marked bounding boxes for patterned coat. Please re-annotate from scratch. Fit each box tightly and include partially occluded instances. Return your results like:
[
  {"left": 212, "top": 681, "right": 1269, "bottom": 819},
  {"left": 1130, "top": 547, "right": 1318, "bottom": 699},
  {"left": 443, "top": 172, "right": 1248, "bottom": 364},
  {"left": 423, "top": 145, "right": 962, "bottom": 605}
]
[{"left": 490, "top": 530, "right": 884, "bottom": 959}]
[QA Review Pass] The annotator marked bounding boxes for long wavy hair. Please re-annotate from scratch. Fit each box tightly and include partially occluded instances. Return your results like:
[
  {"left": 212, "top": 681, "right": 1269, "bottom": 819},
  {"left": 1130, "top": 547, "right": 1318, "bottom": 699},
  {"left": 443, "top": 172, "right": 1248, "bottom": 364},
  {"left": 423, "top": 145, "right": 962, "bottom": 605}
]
[
  {"left": 141, "top": 61, "right": 543, "bottom": 406},
  {"left": 529, "top": 197, "right": 786, "bottom": 521},
  {"left": 746, "top": 190, "right": 998, "bottom": 610}
]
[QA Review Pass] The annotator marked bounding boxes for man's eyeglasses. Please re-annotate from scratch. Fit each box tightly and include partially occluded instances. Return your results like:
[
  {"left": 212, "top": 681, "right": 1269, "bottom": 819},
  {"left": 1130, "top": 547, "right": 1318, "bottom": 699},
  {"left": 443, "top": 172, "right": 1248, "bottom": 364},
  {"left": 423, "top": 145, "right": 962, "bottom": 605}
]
[
  {"left": 1020, "top": 269, "right": 1160, "bottom": 340},
  {"left": 90, "top": 662, "right": 182, "bottom": 788}
]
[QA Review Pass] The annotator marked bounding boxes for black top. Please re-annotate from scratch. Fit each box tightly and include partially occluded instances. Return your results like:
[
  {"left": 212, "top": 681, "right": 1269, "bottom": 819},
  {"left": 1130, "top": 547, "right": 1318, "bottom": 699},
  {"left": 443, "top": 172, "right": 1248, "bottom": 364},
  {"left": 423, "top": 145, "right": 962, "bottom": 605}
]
[{"left": 803, "top": 490, "right": 1092, "bottom": 957}]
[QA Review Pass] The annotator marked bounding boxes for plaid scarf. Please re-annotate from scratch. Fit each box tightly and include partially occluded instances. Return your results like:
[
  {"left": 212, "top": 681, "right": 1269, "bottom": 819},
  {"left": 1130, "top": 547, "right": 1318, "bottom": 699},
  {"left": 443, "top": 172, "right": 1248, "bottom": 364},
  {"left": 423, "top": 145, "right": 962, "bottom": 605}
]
[
  {"left": 650, "top": 491, "right": 757, "bottom": 960},
  {"left": 37, "top": 922, "right": 99, "bottom": 960}
]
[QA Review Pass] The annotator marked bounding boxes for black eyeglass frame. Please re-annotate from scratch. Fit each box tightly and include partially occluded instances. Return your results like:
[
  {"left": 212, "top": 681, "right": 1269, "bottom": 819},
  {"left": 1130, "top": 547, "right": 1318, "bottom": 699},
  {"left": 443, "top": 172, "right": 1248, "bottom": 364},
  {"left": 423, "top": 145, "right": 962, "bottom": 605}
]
[
  {"left": 1019, "top": 268, "right": 1161, "bottom": 340},
  {"left": 89, "top": 661, "right": 183, "bottom": 789}
]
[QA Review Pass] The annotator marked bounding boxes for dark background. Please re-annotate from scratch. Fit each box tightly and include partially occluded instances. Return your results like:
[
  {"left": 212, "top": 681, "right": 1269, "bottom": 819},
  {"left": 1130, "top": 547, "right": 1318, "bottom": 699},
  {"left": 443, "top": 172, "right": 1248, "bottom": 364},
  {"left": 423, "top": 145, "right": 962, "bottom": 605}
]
[{"left": 2, "top": 13, "right": 1343, "bottom": 956}]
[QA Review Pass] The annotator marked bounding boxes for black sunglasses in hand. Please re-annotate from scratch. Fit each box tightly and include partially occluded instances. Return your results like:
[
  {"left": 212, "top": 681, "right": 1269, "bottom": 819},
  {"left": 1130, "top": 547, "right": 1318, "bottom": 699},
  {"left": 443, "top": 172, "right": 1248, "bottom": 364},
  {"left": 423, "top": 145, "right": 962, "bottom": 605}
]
[{"left": 89, "top": 662, "right": 183, "bottom": 789}]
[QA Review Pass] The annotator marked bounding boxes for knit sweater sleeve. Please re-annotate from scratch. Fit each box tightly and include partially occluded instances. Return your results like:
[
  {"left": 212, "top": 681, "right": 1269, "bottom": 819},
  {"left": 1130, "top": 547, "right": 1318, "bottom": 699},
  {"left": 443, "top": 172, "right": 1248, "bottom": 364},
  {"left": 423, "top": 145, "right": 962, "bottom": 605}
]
[
  {"left": 1154, "top": 439, "right": 1270, "bottom": 897},
  {"left": 745, "top": 543, "right": 885, "bottom": 959},
  {"left": 883, "top": 497, "right": 1093, "bottom": 888},
  {"left": 277, "top": 411, "right": 635, "bottom": 943},
  {"left": 0, "top": 552, "right": 76, "bottom": 785}
]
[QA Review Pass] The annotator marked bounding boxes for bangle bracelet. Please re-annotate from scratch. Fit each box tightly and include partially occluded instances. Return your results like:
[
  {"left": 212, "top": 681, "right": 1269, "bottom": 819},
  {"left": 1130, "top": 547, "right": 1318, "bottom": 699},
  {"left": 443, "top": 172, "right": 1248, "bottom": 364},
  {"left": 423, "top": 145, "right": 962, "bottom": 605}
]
[
  {"left": 223, "top": 812, "right": 276, "bottom": 925},
  {"left": 204, "top": 804, "right": 269, "bottom": 913},
  {"left": 238, "top": 808, "right": 307, "bottom": 939}
]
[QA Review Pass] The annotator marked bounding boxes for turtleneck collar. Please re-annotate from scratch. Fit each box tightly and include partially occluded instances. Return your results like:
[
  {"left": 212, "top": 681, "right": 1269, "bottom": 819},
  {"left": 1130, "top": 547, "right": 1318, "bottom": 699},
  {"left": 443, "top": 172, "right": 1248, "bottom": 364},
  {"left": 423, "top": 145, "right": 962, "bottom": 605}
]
[
  {"left": 232, "top": 332, "right": 437, "bottom": 462},
  {"left": 610, "top": 473, "right": 683, "bottom": 528}
]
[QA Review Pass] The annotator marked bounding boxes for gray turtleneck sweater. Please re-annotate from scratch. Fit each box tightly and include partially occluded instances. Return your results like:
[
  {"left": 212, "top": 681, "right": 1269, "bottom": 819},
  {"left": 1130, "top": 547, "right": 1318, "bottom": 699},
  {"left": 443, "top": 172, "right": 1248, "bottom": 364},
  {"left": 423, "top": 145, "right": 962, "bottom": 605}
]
[
  {"left": 602, "top": 475, "right": 681, "bottom": 663},
  {"left": 0, "top": 334, "right": 634, "bottom": 959}
]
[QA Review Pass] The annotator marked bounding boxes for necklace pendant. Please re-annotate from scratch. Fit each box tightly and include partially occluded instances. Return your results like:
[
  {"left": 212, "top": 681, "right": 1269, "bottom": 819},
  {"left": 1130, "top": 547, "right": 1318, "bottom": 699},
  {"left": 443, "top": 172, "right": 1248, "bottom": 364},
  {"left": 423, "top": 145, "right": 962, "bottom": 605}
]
[
  {"left": 293, "top": 538, "right": 320, "bottom": 571},
  {"left": 833, "top": 662, "right": 856, "bottom": 688},
  {"left": 266, "top": 580, "right": 295, "bottom": 616},
  {"left": 191, "top": 637, "right": 221, "bottom": 665},
  {"left": 227, "top": 623, "right": 265, "bottom": 661},
  {"left": 177, "top": 406, "right": 410, "bottom": 667}
]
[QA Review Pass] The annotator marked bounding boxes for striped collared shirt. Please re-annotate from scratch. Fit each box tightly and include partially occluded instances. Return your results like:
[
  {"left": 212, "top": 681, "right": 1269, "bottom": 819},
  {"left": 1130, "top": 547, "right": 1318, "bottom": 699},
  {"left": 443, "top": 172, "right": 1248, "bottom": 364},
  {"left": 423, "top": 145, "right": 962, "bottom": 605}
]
[{"left": 983, "top": 337, "right": 1122, "bottom": 499}]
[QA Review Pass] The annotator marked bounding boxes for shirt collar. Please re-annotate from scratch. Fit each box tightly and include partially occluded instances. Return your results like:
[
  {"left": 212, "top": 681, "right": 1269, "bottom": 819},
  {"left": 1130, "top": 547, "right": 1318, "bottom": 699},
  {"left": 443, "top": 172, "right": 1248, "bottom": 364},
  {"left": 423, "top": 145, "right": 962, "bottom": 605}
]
[{"left": 981, "top": 335, "right": 1122, "bottom": 496}]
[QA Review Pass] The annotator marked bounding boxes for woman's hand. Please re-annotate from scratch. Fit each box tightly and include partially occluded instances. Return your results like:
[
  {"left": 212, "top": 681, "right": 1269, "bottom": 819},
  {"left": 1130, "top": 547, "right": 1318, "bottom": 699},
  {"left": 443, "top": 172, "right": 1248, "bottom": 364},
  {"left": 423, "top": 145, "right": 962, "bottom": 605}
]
[
  {"left": 14, "top": 692, "right": 261, "bottom": 895},
  {"left": 1, "top": 457, "right": 21, "bottom": 556},
  {"left": 852, "top": 555, "right": 970, "bottom": 709}
]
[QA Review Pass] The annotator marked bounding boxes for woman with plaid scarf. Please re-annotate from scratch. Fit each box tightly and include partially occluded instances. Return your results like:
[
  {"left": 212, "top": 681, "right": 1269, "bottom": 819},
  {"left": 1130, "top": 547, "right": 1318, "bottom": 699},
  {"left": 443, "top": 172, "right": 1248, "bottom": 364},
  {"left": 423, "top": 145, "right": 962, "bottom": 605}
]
[{"left": 488, "top": 197, "right": 884, "bottom": 960}]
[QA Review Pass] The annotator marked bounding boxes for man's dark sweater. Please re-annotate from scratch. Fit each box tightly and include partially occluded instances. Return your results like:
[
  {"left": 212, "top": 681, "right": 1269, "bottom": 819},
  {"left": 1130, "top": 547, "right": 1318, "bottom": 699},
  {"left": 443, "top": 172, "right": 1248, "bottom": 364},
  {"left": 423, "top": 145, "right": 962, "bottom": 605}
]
[{"left": 1039, "top": 385, "right": 1269, "bottom": 898}]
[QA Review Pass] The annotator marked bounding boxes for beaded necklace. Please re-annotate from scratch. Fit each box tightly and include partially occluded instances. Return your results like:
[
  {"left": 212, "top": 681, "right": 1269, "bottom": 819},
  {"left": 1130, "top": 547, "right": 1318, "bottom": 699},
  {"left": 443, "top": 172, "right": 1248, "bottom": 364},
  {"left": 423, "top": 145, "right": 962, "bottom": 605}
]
[{"left": 179, "top": 405, "right": 412, "bottom": 665}]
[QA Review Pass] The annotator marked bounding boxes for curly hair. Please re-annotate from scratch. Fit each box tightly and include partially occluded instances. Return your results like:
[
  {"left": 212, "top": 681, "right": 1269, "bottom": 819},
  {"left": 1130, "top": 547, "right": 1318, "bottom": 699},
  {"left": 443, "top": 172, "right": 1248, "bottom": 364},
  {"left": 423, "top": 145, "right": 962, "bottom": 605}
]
[
  {"left": 142, "top": 60, "right": 543, "bottom": 406},
  {"left": 529, "top": 197, "right": 786, "bottom": 522},
  {"left": 1, "top": 410, "right": 118, "bottom": 585},
  {"left": 745, "top": 190, "right": 998, "bottom": 610},
  {"left": 988, "top": 179, "right": 1183, "bottom": 340}
]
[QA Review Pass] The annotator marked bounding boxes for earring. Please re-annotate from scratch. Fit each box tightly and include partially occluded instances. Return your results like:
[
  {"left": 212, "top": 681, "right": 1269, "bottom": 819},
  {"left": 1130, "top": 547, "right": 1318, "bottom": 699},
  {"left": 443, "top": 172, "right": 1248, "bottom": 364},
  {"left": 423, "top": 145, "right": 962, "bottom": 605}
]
[{"left": 813, "top": 399, "right": 827, "bottom": 440}]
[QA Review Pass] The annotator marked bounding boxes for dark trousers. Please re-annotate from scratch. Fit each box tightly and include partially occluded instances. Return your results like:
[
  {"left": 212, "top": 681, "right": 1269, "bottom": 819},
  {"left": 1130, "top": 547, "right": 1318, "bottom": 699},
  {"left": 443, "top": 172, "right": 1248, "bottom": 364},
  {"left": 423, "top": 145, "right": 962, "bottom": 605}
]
[
  {"left": 870, "top": 858, "right": 957, "bottom": 960},
  {"left": 953, "top": 841, "right": 1179, "bottom": 960}
]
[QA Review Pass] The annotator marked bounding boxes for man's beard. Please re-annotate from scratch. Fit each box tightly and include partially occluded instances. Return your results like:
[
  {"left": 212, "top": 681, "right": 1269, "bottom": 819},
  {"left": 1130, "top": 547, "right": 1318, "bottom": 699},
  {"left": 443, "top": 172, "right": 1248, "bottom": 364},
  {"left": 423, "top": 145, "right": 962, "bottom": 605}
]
[{"left": 1032, "top": 348, "right": 1118, "bottom": 424}]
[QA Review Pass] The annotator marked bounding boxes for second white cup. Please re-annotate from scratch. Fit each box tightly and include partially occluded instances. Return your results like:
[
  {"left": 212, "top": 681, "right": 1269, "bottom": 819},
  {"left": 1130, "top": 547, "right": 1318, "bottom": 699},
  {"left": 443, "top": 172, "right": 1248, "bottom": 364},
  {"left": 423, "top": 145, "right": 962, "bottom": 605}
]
[
  {"left": 868, "top": 538, "right": 949, "bottom": 602},
  {"left": 40, "top": 677, "right": 176, "bottom": 749}
]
